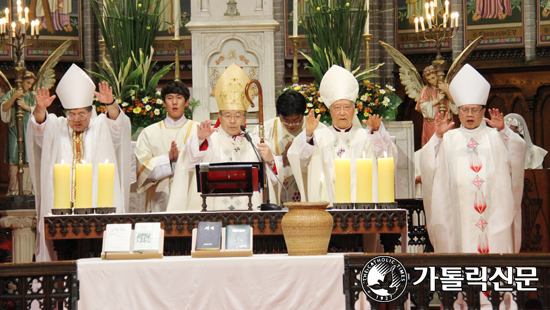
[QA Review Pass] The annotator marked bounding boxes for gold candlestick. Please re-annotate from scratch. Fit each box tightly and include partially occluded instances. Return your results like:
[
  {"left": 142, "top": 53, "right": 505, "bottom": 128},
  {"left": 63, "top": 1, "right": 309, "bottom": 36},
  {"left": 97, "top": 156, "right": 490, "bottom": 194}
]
[
  {"left": 290, "top": 36, "right": 300, "bottom": 84},
  {"left": 172, "top": 38, "right": 183, "bottom": 82},
  {"left": 0, "top": 15, "right": 40, "bottom": 196},
  {"left": 363, "top": 34, "right": 373, "bottom": 68}
]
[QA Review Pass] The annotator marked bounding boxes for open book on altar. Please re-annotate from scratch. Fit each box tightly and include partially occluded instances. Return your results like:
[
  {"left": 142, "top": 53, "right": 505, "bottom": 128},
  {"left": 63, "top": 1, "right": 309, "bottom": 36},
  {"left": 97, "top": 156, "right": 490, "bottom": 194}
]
[{"left": 101, "top": 223, "right": 164, "bottom": 260}]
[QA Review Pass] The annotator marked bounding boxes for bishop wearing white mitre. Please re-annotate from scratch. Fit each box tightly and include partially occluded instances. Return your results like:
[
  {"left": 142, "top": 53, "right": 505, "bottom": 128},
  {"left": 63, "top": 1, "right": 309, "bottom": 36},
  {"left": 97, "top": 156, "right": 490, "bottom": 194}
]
[
  {"left": 420, "top": 64, "right": 526, "bottom": 255},
  {"left": 288, "top": 65, "right": 397, "bottom": 204},
  {"left": 28, "top": 64, "right": 131, "bottom": 262},
  {"left": 167, "top": 63, "right": 282, "bottom": 211}
]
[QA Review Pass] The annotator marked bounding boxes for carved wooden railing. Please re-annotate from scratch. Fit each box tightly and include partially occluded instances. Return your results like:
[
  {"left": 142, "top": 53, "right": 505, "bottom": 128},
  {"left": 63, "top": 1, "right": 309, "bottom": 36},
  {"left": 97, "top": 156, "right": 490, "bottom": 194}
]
[
  {"left": 44, "top": 208, "right": 410, "bottom": 259},
  {"left": 0, "top": 261, "right": 78, "bottom": 309},
  {"left": 344, "top": 253, "right": 550, "bottom": 310}
]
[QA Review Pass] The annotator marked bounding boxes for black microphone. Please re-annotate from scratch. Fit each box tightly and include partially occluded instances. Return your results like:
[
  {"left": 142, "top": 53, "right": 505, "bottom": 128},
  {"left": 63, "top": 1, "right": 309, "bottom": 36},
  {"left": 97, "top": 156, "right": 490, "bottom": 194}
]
[
  {"left": 240, "top": 125, "right": 288, "bottom": 210},
  {"left": 240, "top": 125, "right": 253, "bottom": 142}
]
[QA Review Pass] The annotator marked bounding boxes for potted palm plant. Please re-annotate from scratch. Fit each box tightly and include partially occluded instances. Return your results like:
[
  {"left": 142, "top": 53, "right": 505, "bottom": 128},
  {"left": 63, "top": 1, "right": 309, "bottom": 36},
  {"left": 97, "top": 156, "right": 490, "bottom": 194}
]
[
  {"left": 281, "top": 0, "right": 401, "bottom": 125},
  {"left": 89, "top": 0, "right": 196, "bottom": 136}
]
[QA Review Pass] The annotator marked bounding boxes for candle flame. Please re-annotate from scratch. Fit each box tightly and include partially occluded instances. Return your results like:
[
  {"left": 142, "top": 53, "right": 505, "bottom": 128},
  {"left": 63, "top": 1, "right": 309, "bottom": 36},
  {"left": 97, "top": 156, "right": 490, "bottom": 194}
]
[
  {"left": 81, "top": 159, "right": 86, "bottom": 164},
  {"left": 383, "top": 151, "right": 387, "bottom": 158},
  {"left": 362, "top": 151, "right": 366, "bottom": 159},
  {"left": 61, "top": 159, "right": 65, "bottom": 164},
  {"left": 320, "top": 172, "right": 325, "bottom": 181}
]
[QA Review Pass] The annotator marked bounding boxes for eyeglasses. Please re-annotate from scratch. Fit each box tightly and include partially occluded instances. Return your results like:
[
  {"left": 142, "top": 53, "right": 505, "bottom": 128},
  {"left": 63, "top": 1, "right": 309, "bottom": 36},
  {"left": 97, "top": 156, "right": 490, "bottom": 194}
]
[
  {"left": 220, "top": 113, "right": 245, "bottom": 120},
  {"left": 280, "top": 116, "right": 303, "bottom": 127},
  {"left": 458, "top": 107, "right": 483, "bottom": 115},
  {"left": 65, "top": 111, "right": 90, "bottom": 121},
  {"left": 331, "top": 105, "right": 353, "bottom": 113}
]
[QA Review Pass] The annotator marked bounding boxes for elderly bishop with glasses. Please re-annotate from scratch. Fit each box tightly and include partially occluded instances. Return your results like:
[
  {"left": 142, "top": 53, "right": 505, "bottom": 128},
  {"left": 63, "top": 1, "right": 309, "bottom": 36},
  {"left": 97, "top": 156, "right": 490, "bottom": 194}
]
[
  {"left": 27, "top": 64, "right": 132, "bottom": 262},
  {"left": 167, "top": 63, "right": 282, "bottom": 211},
  {"left": 420, "top": 64, "right": 526, "bottom": 260},
  {"left": 287, "top": 65, "right": 398, "bottom": 204}
]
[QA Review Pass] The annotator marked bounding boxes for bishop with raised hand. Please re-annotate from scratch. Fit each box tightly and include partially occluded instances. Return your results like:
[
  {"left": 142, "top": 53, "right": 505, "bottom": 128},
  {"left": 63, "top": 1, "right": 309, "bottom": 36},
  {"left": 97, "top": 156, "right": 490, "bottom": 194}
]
[
  {"left": 167, "top": 63, "right": 282, "bottom": 211},
  {"left": 420, "top": 64, "right": 526, "bottom": 255},
  {"left": 27, "top": 64, "right": 131, "bottom": 262},
  {"left": 288, "top": 65, "right": 397, "bottom": 204}
]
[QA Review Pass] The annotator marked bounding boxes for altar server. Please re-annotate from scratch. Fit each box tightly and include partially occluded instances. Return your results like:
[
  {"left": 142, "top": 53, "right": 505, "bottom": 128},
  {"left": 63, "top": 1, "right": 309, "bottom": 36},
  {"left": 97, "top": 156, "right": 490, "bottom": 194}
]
[
  {"left": 167, "top": 63, "right": 282, "bottom": 211},
  {"left": 28, "top": 64, "right": 131, "bottom": 262},
  {"left": 253, "top": 91, "right": 325, "bottom": 202},
  {"left": 287, "top": 65, "right": 397, "bottom": 204},
  {"left": 135, "top": 81, "right": 196, "bottom": 212}
]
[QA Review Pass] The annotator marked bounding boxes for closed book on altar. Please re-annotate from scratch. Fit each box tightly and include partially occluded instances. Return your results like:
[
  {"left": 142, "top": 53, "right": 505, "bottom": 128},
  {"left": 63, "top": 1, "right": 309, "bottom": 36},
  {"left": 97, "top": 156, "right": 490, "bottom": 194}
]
[
  {"left": 225, "top": 225, "right": 251, "bottom": 250},
  {"left": 195, "top": 222, "right": 222, "bottom": 251},
  {"left": 133, "top": 222, "right": 161, "bottom": 252},
  {"left": 103, "top": 224, "right": 132, "bottom": 252}
]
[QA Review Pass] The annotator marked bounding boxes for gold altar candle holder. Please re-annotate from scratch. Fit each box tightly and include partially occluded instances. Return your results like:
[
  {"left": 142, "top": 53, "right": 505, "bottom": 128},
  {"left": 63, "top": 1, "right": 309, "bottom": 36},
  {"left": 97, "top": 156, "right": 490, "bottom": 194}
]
[
  {"left": 0, "top": 10, "right": 40, "bottom": 196},
  {"left": 363, "top": 34, "right": 373, "bottom": 69},
  {"left": 290, "top": 36, "right": 300, "bottom": 85},
  {"left": 172, "top": 38, "right": 183, "bottom": 82}
]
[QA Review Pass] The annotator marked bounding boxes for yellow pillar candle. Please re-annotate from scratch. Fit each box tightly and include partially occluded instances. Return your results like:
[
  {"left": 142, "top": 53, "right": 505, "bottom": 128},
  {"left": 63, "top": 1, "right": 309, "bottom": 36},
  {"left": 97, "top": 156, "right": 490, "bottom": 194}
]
[
  {"left": 53, "top": 162, "right": 71, "bottom": 209},
  {"left": 334, "top": 158, "right": 351, "bottom": 203},
  {"left": 356, "top": 158, "right": 373, "bottom": 203},
  {"left": 378, "top": 158, "right": 395, "bottom": 203},
  {"left": 75, "top": 163, "right": 93, "bottom": 208},
  {"left": 97, "top": 162, "right": 115, "bottom": 207}
]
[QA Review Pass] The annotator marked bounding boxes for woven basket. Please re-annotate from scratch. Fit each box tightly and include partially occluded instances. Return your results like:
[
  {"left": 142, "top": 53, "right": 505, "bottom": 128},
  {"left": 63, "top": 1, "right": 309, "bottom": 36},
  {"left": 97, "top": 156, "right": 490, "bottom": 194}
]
[{"left": 281, "top": 202, "right": 333, "bottom": 255}]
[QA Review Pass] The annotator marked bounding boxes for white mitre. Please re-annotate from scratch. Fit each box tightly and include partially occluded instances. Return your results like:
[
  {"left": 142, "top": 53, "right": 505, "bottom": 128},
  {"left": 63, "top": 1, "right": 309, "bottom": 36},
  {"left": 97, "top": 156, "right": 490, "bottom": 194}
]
[
  {"left": 449, "top": 64, "right": 490, "bottom": 107},
  {"left": 56, "top": 63, "right": 95, "bottom": 110},
  {"left": 319, "top": 65, "right": 359, "bottom": 108}
]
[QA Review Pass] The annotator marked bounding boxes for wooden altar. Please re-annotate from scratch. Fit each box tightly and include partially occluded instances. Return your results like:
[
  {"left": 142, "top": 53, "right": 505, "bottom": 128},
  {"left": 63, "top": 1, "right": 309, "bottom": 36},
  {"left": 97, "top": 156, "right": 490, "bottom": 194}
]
[{"left": 44, "top": 209, "right": 408, "bottom": 260}]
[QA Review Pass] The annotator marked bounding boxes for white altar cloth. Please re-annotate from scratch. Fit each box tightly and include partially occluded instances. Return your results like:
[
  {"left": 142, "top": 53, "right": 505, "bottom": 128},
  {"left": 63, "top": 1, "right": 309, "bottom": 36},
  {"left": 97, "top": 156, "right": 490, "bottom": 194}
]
[{"left": 77, "top": 254, "right": 345, "bottom": 310}]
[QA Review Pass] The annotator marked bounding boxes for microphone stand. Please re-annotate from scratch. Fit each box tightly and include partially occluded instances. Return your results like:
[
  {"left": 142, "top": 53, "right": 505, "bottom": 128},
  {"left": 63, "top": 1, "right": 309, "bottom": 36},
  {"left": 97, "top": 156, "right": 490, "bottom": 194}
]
[{"left": 240, "top": 125, "right": 282, "bottom": 211}]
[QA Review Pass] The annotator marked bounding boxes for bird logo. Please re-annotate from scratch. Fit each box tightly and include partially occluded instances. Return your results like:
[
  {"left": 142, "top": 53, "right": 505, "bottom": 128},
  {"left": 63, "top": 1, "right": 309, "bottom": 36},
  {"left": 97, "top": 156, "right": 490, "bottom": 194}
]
[{"left": 360, "top": 256, "right": 407, "bottom": 302}]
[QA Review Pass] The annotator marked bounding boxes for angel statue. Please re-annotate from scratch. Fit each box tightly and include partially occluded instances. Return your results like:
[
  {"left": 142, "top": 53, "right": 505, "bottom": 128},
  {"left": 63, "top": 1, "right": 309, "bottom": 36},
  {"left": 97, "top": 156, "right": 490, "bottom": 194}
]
[
  {"left": 415, "top": 65, "right": 456, "bottom": 146},
  {"left": 380, "top": 36, "right": 484, "bottom": 146},
  {"left": 0, "top": 40, "right": 72, "bottom": 196}
]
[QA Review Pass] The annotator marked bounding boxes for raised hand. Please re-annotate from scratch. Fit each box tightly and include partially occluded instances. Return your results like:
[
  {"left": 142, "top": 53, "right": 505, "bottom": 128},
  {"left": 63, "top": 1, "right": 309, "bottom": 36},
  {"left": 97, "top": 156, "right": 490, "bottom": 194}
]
[
  {"left": 362, "top": 114, "right": 382, "bottom": 131},
  {"left": 305, "top": 109, "right": 321, "bottom": 137},
  {"left": 169, "top": 141, "right": 179, "bottom": 162},
  {"left": 257, "top": 143, "right": 274, "bottom": 164},
  {"left": 33, "top": 87, "right": 56, "bottom": 110},
  {"left": 93, "top": 81, "right": 114, "bottom": 104},
  {"left": 196, "top": 120, "right": 215, "bottom": 141},
  {"left": 483, "top": 108, "right": 504, "bottom": 131},
  {"left": 435, "top": 111, "right": 455, "bottom": 138}
]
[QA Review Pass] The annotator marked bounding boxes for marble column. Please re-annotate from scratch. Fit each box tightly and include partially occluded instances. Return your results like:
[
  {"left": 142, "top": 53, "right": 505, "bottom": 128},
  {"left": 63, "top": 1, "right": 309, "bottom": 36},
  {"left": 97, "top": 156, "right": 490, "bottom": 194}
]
[{"left": 0, "top": 209, "right": 37, "bottom": 263}]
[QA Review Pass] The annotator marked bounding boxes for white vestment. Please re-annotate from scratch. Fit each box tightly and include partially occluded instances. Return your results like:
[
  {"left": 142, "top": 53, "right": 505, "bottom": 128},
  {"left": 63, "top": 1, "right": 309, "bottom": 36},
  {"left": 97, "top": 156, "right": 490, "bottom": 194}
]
[
  {"left": 287, "top": 123, "right": 397, "bottom": 203},
  {"left": 135, "top": 117, "right": 196, "bottom": 212},
  {"left": 167, "top": 127, "right": 283, "bottom": 211},
  {"left": 253, "top": 118, "right": 326, "bottom": 203},
  {"left": 27, "top": 111, "right": 131, "bottom": 262},
  {"left": 420, "top": 122, "right": 526, "bottom": 254}
]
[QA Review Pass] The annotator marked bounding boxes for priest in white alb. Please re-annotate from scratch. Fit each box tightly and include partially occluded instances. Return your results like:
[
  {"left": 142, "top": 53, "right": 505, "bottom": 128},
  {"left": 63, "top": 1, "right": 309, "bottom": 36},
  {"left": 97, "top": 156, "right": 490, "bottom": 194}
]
[
  {"left": 167, "top": 63, "right": 282, "bottom": 211},
  {"left": 253, "top": 90, "right": 325, "bottom": 202},
  {"left": 27, "top": 64, "right": 132, "bottom": 262},
  {"left": 288, "top": 65, "right": 397, "bottom": 204},
  {"left": 421, "top": 64, "right": 526, "bottom": 256},
  {"left": 135, "top": 81, "right": 196, "bottom": 212}
]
